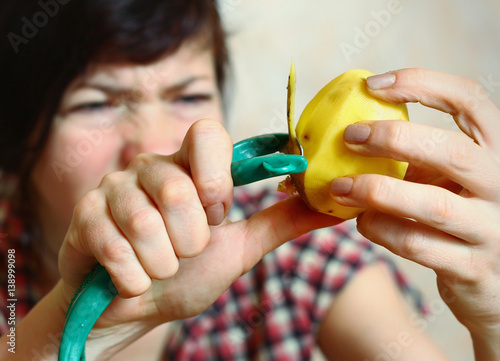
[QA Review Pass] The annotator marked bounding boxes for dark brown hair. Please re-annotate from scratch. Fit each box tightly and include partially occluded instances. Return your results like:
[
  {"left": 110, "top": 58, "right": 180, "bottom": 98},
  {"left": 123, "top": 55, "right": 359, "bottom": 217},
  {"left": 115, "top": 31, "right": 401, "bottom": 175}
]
[{"left": 0, "top": 0, "right": 228, "bottom": 180}]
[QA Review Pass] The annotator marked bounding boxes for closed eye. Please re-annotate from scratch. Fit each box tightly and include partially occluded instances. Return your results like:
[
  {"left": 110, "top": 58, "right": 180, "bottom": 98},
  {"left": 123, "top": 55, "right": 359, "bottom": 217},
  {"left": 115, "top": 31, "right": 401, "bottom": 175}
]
[
  {"left": 174, "top": 94, "right": 213, "bottom": 105},
  {"left": 70, "top": 100, "right": 119, "bottom": 113}
]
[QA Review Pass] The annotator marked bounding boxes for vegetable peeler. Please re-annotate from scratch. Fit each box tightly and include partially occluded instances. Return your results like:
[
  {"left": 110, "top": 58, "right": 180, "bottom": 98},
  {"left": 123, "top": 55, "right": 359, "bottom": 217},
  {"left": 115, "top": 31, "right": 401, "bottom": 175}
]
[{"left": 58, "top": 132, "right": 307, "bottom": 361}]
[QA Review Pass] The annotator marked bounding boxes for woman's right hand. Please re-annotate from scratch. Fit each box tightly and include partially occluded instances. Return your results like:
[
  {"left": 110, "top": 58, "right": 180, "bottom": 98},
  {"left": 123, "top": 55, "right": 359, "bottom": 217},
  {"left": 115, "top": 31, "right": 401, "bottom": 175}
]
[{"left": 57, "top": 119, "right": 340, "bottom": 338}]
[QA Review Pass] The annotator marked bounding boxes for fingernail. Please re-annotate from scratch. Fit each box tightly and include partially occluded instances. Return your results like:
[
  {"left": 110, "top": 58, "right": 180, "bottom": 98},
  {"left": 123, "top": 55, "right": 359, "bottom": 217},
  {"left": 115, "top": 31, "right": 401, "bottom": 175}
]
[
  {"left": 205, "top": 203, "right": 225, "bottom": 225},
  {"left": 366, "top": 73, "right": 396, "bottom": 90},
  {"left": 330, "top": 177, "right": 353, "bottom": 196},
  {"left": 344, "top": 124, "right": 371, "bottom": 143}
]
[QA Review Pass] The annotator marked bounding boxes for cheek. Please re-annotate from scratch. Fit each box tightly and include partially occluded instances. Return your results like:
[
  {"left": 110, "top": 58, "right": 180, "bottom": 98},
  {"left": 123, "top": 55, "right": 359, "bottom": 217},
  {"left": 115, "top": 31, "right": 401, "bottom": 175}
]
[{"left": 32, "top": 125, "right": 122, "bottom": 222}]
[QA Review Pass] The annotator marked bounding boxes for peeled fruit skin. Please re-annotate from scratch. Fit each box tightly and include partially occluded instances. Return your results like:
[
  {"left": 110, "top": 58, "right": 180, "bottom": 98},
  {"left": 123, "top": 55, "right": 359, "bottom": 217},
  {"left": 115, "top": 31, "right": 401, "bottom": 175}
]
[{"left": 290, "top": 69, "right": 409, "bottom": 220}]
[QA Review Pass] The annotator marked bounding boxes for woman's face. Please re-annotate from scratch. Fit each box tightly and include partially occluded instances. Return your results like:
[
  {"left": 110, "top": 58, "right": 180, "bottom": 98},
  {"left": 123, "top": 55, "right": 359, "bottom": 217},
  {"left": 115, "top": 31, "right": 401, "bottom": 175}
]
[{"left": 31, "top": 40, "right": 224, "bottom": 238}]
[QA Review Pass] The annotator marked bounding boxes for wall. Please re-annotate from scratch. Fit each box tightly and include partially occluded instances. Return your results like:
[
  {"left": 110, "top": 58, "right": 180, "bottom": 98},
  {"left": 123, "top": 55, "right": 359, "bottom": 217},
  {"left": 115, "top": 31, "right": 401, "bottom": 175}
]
[{"left": 220, "top": 1, "right": 500, "bottom": 360}]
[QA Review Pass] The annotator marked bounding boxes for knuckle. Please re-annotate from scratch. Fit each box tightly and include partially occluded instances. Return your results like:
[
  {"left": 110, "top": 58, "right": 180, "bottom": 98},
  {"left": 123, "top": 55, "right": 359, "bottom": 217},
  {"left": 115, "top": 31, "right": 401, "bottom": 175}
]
[
  {"left": 73, "top": 190, "right": 102, "bottom": 220},
  {"left": 427, "top": 194, "right": 453, "bottom": 227},
  {"left": 100, "top": 171, "right": 127, "bottom": 189},
  {"left": 101, "top": 236, "right": 134, "bottom": 265},
  {"left": 446, "top": 135, "right": 475, "bottom": 173},
  {"left": 400, "top": 228, "right": 425, "bottom": 258},
  {"left": 190, "top": 119, "right": 226, "bottom": 140},
  {"left": 188, "top": 120, "right": 232, "bottom": 154},
  {"left": 464, "top": 78, "right": 483, "bottom": 92},
  {"left": 158, "top": 177, "right": 196, "bottom": 207},
  {"left": 364, "top": 175, "right": 392, "bottom": 207},
  {"left": 462, "top": 248, "right": 481, "bottom": 283},
  {"left": 101, "top": 237, "right": 153, "bottom": 297},
  {"left": 462, "top": 78, "right": 488, "bottom": 111},
  {"left": 382, "top": 120, "right": 409, "bottom": 153},
  {"left": 126, "top": 208, "right": 164, "bottom": 238},
  {"left": 128, "top": 152, "right": 153, "bottom": 171},
  {"left": 197, "top": 170, "right": 231, "bottom": 204}
]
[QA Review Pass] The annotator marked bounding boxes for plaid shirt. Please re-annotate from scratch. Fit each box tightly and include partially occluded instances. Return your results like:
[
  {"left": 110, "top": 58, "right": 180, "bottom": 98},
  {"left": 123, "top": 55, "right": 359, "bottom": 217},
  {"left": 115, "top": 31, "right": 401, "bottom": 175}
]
[
  {"left": 0, "top": 172, "right": 42, "bottom": 336},
  {"left": 163, "top": 188, "right": 424, "bottom": 360},
  {"left": 0, "top": 176, "right": 423, "bottom": 359}
]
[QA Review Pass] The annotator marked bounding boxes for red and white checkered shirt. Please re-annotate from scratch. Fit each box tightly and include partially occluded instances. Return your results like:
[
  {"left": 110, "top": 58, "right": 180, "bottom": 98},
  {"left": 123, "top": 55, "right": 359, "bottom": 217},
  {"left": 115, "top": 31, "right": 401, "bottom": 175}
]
[
  {"left": 0, "top": 177, "right": 423, "bottom": 359},
  {"left": 163, "top": 187, "right": 424, "bottom": 360}
]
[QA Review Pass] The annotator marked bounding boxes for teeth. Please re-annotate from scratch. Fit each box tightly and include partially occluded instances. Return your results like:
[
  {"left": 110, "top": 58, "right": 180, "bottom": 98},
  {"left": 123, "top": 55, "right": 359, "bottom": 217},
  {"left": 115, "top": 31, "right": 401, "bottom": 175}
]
[{"left": 283, "top": 67, "right": 410, "bottom": 220}]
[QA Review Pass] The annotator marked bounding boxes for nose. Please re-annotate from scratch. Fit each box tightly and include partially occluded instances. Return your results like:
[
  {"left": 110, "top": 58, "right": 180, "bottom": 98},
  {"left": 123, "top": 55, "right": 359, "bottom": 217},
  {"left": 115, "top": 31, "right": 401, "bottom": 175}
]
[{"left": 119, "top": 104, "right": 183, "bottom": 167}]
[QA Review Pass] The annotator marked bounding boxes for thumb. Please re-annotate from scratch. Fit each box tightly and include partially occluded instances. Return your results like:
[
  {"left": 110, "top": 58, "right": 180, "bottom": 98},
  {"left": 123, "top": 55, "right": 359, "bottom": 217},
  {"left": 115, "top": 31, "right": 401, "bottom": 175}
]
[{"left": 239, "top": 195, "right": 343, "bottom": 273}]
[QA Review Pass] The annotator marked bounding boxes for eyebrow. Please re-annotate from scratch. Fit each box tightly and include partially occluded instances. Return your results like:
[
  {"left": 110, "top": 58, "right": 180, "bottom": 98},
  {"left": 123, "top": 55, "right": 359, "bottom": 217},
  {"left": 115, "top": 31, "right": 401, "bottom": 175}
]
[{"left": 76, "top": 75, "right": 212, "bottom": 97}]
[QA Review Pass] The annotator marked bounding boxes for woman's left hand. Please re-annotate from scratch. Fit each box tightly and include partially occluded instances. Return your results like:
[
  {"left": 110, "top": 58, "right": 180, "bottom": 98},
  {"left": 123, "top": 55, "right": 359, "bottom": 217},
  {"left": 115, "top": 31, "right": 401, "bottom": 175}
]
[{"left": 329, "top": 68, "right": 500, "bottom": 359}]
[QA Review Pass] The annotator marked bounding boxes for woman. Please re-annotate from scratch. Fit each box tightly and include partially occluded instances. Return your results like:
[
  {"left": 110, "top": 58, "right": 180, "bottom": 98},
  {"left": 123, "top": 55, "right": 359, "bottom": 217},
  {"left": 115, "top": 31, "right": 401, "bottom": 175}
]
[{"left": 1, "top": 0, "right": 499, "bottom": 360}]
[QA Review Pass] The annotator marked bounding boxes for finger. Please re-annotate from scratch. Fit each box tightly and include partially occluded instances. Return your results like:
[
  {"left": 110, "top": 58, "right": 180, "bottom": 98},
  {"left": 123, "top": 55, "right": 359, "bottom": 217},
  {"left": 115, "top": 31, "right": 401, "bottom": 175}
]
[
  {"left": 101, "top": 170, "right": 179, "bottom": 280},
  {"left": 365, "top": 68, "right": 500, "bottom": 154},
  {"left": 59, "top": 190, "right": 152, "bottom": 298},
  {"left": 174, "top": 119, "right": 233, "bottom": 225},
  {"left": 355, "top": 210, "right": 473, "bottom": 280},
  {"left": 343, "top": 120, "right": 499, "bottom": 199},
  {"left": 136, "top": 154, "right": 210, "bottom": 258},
  {"left": 404, "top": 164, "right": 464, "bottom": 195},
  {"left": 240, "top": 196, "right": 343, "bottom": 273},
  {"left": 405, "top": 163, "right": 454, "bottom": 186},
  {"left": 330, "top": 174, "right": 490, "bottom": 244}
]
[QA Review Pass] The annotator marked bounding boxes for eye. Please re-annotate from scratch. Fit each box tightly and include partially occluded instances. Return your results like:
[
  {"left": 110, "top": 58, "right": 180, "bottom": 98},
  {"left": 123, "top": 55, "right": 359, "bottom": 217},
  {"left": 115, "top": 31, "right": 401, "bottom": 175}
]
[
  {"left": 70, "top": 100, "right": 120, "bottom": 113},
  {"left": 174, "top": 93, "right": 213, "bottom": 105}
]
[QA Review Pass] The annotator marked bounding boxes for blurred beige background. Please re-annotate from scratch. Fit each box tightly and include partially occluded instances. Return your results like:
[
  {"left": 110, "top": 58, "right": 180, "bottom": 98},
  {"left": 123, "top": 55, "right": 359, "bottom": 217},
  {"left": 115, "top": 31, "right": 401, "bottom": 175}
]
[{"left": 219, "top": 0, "right": 500, "bottom": 360}]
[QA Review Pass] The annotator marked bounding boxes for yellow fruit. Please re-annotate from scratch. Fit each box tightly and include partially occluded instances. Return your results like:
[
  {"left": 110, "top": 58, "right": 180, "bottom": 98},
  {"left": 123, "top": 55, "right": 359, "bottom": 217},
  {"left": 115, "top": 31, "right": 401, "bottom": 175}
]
[{"left": 282, "top": 63, "right": 409, "bottom": 219}]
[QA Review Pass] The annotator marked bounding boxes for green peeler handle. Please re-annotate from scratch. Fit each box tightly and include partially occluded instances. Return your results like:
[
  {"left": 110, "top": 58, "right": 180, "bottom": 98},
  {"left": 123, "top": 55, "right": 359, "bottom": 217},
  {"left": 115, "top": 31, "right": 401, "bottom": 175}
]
[
  {"left": 231, "top": 133, "right": 307, "bottom": 185},
  {"left": 59, "top": 133, "right": 307, "bottom": 361},
  {"left": 59, "top": 265, "right": 117, "bottom": 361}
]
